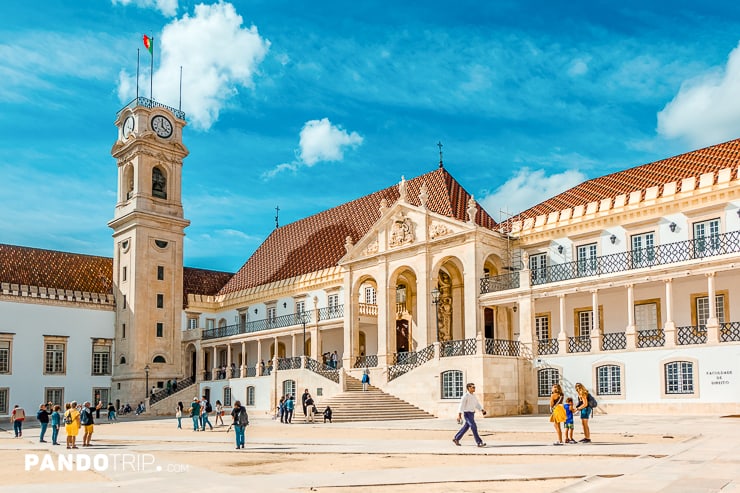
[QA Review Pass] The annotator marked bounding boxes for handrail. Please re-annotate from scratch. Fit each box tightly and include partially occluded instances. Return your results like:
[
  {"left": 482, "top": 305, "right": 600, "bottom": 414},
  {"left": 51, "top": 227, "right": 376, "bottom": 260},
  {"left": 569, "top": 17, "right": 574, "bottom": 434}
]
[
  {"left": 388, "top": 345, "right": 435, "bottom": 381},
  {"left": 202, "top": 310, "right": 321, "bottom": 340},
  {"left": 118, "top": 96, "right": 186, "bottom": 120}
]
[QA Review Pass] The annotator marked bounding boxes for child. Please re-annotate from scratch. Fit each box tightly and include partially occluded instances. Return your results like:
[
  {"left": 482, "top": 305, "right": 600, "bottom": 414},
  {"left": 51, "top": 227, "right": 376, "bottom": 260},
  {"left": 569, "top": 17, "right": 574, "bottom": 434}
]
[
  {"left": 323, "top": 406, "right": 333, "bottom": 423},
  {"left": 563, "top": 397, "right": 575, "bottom": 444}
]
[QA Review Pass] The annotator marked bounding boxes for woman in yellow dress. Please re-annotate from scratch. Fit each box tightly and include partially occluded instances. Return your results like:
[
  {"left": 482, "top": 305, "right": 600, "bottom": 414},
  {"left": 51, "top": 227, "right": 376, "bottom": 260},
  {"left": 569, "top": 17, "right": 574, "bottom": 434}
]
[
  {"left": 64, "top": 401, "right": 81, "bottom": 449},
  {"left": 549, "top": 383, "right": 567, "bottom": 445}
]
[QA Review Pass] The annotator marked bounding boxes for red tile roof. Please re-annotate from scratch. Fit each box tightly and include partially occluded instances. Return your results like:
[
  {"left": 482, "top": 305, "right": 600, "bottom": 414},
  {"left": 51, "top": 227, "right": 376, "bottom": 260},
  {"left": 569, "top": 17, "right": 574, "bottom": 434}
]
[
  {"left": 513, "top": 138, "right": 740, "bottom": 222},
  {"left": 218, "top": 168, "right": 496, "bottom": 294},
  {"left": 0, "top": 244, "right": 232, "bottom": 303}
]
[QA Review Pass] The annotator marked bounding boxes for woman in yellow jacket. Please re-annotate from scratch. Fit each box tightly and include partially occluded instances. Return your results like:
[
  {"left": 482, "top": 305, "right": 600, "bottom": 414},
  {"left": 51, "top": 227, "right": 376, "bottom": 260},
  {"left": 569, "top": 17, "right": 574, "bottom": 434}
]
[
  {"left": 549, "top": 383, "right": 567, "bottom": 445},
  {"left": 63, "top": 401, "right": 81, "bottom": 449}
]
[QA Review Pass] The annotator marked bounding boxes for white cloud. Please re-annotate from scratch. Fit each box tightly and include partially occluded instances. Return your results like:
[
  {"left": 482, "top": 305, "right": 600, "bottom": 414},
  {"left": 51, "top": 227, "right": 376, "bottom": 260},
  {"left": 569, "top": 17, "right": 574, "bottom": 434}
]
[
  {"left": 299, "top": 118, "right": 363, "bottom": 165},
  {"left": 479, "top": 168, "right": 587, "bottom": 218},
  {"left": 657, "top": 42, "right": 740, "bottom": 147},
  {"left": 117, "top": 2, "right": 270, "bottom": 130},
  {"left": 111, "top": 0, "right": 178, "bottom": 17},
  {"left": 567, "top": 58, "right": 589, "bottom": 77}
]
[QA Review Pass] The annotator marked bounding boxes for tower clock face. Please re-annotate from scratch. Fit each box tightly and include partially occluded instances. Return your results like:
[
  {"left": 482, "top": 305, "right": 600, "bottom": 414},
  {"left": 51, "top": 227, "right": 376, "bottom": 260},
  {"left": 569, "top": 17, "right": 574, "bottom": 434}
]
[
  {"left": 151, "top": 115, "right": 173, "bottom": 138},
  {"left": 122, "top": 116, "right": 135, "bottom": 139}
]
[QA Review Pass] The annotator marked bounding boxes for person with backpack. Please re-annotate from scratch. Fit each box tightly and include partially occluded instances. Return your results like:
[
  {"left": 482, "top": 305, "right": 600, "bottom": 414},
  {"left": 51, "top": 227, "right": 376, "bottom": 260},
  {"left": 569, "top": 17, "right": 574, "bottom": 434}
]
[
  {"left": 284, "top": 395, "right": 295, "bottom": 424},
  {"left": 10, "top": 404, "right": 26, "bottom": 438},
  {"left": 64, "top": 401, "right": 81, "bottom": 449},
  {"left": 200, "top": 396, "right": 214, "bottom": 431},
  {"left": 230, "top": 400, "right": 249, "bottom": 449},
  {"left": 81, "top": 400, "right": 103, "bottom": 447},
  {"left": 361, "top": 371, "right": 370, "bottom": 391},
  {"left": 574, "top": 382, "right": 595, "bottom": 443}
]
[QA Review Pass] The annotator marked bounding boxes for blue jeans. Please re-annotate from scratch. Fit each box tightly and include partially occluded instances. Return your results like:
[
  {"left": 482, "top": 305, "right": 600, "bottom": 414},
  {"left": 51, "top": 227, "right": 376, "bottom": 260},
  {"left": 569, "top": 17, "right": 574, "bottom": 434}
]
[
  {"left": 201, "top": 414, "right": 213, "bottom": 430},
  {"left": 51, "top": 426, "right": 59, "bottom": 444},
  {"left": 234, "top": 425, "right": 245, "bottom": 448},
  {"left": 13, "top": 420, "right": 23, "bottom": 437},
  {"left": 454, "top": 412, "right": 483, "bottom": 445},
  {"left": 39, "top": 422, "right": 48, "bottom": 441},
  {"left": 192, "top": 416, "right": 200, "bottom": 430},
  {"left": 177, "top": 417, "right": 182, "bottom": 429}
]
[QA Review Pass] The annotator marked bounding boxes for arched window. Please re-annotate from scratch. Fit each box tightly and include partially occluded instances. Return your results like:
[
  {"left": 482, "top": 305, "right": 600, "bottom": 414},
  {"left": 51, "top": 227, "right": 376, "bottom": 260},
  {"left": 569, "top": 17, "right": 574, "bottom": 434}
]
[
  {"left": 537, "top": 368, "right": 560, "bottom": 397},
  {"left": 441, "top": 370, "right": 464, "bottom": 399},
  {"left": 596, "top": 365, "right": 621, "bottom": 395},
  {"left": 282, "top": 379, "right": 296, "bottom": 398},
  {"left": 246, "top": 386, "right": 255, "bottom": 406},
  {"left": 152, "top": 167, "right": 167, "bottom": 199},
  {"left": 119, "top": 355, "right": 126, "bottom": 364},
  {"left": 223, "top": 387, "right": 232, "bottom": 406},
  {"left": 153, "top": 355, "right": 166, "bottom": 363},
  {"left": 218, "top": 318, "right": 227, "bottom": 328},
  {"left": 665, "top": 361, "right": 694, "bottom": 394}
]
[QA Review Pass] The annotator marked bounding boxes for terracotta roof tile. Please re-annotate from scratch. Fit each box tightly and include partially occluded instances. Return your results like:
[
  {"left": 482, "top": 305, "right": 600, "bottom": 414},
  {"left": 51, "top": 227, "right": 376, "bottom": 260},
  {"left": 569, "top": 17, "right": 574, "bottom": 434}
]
[
  {"left": 514, "top": 138, "right": 740, "bottom": 222},
  {"left": 219, "top": 168, "right": 496, "bottom": 294},
  {"left": 183, "top": 267, "right": 233, "bottom": 298}
]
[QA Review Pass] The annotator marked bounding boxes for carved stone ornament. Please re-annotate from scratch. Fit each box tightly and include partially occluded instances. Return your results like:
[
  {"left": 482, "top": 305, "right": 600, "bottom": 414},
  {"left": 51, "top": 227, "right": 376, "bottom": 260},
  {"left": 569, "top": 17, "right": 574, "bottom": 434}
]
[
  {"left": 429, "top": 222, "right": 452, "bottom": 239},
  {"left": 389, "top": 212, "right": 415, "bottom": 247},
  {"left": 467, "top": 195, "right": 478, "bottom": 224},
  {"left": 419, "top": 182, "right": 429, "bottom": 208},
  {"left": 362, "top": 239, "right": 379, "bottom": 256},
  {"left": 379, "top": 198, "right": 389, "bottom": 216},
  {"left": 345, "top": 235, "right": 354, "bottom": 253},
  {"left": 398, "top": 176, "right": 407, "bottom": 202}
]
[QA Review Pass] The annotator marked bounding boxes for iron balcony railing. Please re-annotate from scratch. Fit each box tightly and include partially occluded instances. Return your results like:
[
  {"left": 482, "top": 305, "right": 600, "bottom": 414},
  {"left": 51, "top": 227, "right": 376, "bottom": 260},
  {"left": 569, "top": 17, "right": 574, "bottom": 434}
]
[
  {"left": 537, "top": 338, "right": 559, "bottom": 355},
  {"left": 601, "top": 332, "right": 626, "bottom": 351},
  {"left": 245, "top": 367, "right": 257, "bottom": 378},
  {"left": 318, "top": 305, "right": 344, "bottom": 321},
  {"left": 481, "top": 230, "right": 740, "bottom": 293},
  {"left": 149, "top": 376, "right": 194, "bottom": 404},
  {"left": 677, "top": 326, "right": 707, "bottom": 345},
  {"left": 637, "top": 329, "right": 665, "bottom": 348},
  {"left": 388, "top": 345, "right": 435, "bottom": 382},
  {"left": 353, "top": 354, "right": 378, "bottom": 368},
  {"left": 202, "top": 309, "right": 324, "bottom": 340},
  {"left": 484, "top": 338, "right": 521, "bottom": 357},
  {"left": 721, "top": 321, "right": 740, "bottom": 342},
  {"left": 305, "top": 357, "right": 340, "bottom": 383},
  {"left": 118, "top": 96, "right": 186, "bottom": 120},
  {"left": 440, "top": 338, "right": 477, "bottom": 357},
  {"left": 568, "top": 336, "right": 592, "bottom": 353},
  {"left": 277, "top": 357, "right": 302, "bottom": 371}
]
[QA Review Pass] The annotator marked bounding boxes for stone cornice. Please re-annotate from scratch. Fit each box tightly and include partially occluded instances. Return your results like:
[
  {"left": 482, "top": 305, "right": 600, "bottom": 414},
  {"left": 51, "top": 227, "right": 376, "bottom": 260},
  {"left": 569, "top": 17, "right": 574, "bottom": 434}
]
[{"left": 0, "top": 283, "right": 115, "bottom": 311}]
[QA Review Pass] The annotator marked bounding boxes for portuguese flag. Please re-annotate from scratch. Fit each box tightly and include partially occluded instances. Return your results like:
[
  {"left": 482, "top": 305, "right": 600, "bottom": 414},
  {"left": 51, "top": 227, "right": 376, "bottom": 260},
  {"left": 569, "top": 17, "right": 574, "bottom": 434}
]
[{"left": 143, "top": 35, "right": 153, "bottom": 55}]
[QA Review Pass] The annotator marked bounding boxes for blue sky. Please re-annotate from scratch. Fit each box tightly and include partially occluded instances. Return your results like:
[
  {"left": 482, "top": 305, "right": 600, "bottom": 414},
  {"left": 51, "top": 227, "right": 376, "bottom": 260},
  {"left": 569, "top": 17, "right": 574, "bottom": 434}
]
[{"left": 3, "top": 1, "right": 740, "bottom": 273}]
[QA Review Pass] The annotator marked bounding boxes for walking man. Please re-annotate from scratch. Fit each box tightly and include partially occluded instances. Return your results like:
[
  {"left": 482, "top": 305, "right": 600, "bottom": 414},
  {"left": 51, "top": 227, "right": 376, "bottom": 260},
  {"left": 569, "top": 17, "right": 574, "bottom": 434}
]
[
  {"left": 301, "top": 388, "right": 310, "bottom": 417},
  {"left": 11, "top": 404, "right": 25, "bottom": 438},
  {"left": 453, "top": 382, "right": 487, "bottom": 447}
]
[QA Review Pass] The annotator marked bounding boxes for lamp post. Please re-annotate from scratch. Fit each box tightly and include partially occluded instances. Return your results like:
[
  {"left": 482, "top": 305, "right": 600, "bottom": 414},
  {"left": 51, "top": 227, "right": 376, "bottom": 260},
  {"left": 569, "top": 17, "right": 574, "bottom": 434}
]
[
  {"left": 144, "top": 364, "right": 150, "bottom": 402},
  {"left": 431, "top": 287, "right": 441, "bottom": 343}
]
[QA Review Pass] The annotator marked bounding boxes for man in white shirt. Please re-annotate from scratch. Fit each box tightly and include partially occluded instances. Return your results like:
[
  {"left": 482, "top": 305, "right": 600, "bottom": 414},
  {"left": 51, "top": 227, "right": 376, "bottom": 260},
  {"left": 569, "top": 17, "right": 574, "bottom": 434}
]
[{"left": 453, "top": 382, "right": 487, "bottom": 447}]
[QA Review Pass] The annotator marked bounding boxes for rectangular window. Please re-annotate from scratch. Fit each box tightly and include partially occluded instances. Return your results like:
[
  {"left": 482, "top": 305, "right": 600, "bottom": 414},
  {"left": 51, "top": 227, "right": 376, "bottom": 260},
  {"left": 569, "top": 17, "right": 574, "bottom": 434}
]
[
  {"left": 597, "top": 365, "right": 621, "bottom": 395},
  {"left": 156, "top": 323, "right": 164, "bottom": 338},
  {"left": 156, "top": 294, "right": 164, "bottom": 309},
  {"left": 441, "top": 370, "right": 464, "bottom": 399},
  {"left": 157, "top": 265, "right": 164, "bottom": 280},
  {"left": 634, "top": 302, "right": 659, "bottom": 331},
  {"left": 666, "top": 361, "right": 694, "bottom": 394},
  {"left": 45, "top": 388, "right": 64, "bottom": 407},
  {"left": 538, "top": 368, "right": 560, "bottom": 397},
  {"left": 122, "top": 324, "right": 126, "bottom": 339},
  {"left": 693, "top": 218, "right": 721, "bottom": 256},
  {"left": 93, "top": 388, "right": 110, "bottom": 407},
  {"left": 92, "top": 344, "right": 111, "bottom": 375},
  {"left": 529, "top": 253, "right": 547, "bottom": 282},
  {"left": 535, "top": 315, "right": 550, "bottom": 341},
  {"left": 328, "top": 293, "right": 340, "bottom": 316},
  {"left": 295, "top": 300, "right": 306, "bottom": 314},
  {"left": 246, "top": 386, "right": 255, "bottom": 406},
  {"left": 631, "top": 232, "right": 655, "bottom": 268},
  {"left": 364, "top": 287, "right": 377, "bottom": 305},
  {"left": 696, "top": 295, "right": 725, "bottom": 326},
  {"left": 0, "top": 340, "right": 10, "bottom": 374},
  {"left": 223, "top": 387, "right": 232, "bottom": 406},
  {"left": 0, "top": 388, "right": 8, "bottom": 414},
  {"left": 267, "top": 307, "right": 277, "bottom": 323},
  {"left": 188, "top": 318, "right": 198, "bottom": 330},
  {"left": 122, "top": 266, "right": 127, "bottom": 282},
  {"left": 44, "top": 343, "right": 65, "bottom": 374},
  {"left": 123, "top": 295, "right": 127, "bottom": 309},
  {"left": 576, "top": 243, "right": 598, "bottom": 276},
  {"left": 206, "top": 319, "right": 215, "bottom": 330},
  {"left": 577, "top": 310, "right": 593, "bottom": 338}
]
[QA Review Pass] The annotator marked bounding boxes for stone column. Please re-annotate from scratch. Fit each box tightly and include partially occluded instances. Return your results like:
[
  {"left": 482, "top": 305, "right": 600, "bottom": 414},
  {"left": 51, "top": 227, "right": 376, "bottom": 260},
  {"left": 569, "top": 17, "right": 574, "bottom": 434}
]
[
  {"left": 212, "top": 346, "right": 219, "bottom": 379},
  {"left": 517, "top": 296, "right": 535, "bottom": 357},
  {"left": 590, "top": 289, "right": 600, "bottom": 352},
  {"left": 342, "top": 270, "right": 354, "bottom": 369},
  {"left": 376, "top": 258, "right": 389, "bottom": 367},
  {"left": 226, "top": 343, "right": 232, "bottom": 377},
  {"left": 663, "top": 279, "right": 676, "bottom": 347},
  {"left": 291, "top": 333, "right": 296, "bottom": 358},
  {"left": 256, "top": 339, "right": 263, "bottom": 375},
  {"left": 706, "top": 272, "right": 720, "bottom": 344},
  {"left": 625, "top": 284, "right": 636, "bottom": 350},
  {"left": 557, "top": 294, "right": 567, "bottom": 354},
  {"left": 240, "top": 341, "right": 246, "bottom": 376}
]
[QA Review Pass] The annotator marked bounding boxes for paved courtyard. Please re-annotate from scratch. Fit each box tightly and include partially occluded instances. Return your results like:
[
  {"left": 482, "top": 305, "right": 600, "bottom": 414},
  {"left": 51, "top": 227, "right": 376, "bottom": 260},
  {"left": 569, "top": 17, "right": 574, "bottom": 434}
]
[{"left": 1, "top": 412, "right": 739, "bottom": 492}]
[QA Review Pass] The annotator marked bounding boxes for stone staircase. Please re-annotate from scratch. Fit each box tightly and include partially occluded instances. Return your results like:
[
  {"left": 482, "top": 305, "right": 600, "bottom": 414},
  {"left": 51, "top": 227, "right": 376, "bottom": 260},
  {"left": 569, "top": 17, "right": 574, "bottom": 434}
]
[{"left": 303, "top": 375, "right": 435, "bottom": 423}]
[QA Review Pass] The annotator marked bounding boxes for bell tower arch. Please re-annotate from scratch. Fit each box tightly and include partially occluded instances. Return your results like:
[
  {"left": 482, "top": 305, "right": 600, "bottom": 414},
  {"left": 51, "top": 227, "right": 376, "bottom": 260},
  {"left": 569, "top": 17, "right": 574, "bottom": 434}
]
[{"left": 109, "top": 99, "right": 190, "bottom": 403}]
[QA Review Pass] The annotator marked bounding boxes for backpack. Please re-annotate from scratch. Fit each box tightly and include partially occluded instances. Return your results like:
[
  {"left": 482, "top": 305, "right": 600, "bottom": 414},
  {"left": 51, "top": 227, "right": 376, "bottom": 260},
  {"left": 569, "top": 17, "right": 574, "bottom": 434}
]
[
  {"left": 237, "top": 408, "right": 249, "bottom": 427},
  {"left": 205, "top": 401, "right": 213, "bottom": 413},
  {"left": 587, "top": 394, "right": 598, "bottom": 409},
  {"left": 64, "top": 411, "right": 74, "bottom": 425},
  {"left": 80, "top": 408, "right": 91, "bottom": 425}
]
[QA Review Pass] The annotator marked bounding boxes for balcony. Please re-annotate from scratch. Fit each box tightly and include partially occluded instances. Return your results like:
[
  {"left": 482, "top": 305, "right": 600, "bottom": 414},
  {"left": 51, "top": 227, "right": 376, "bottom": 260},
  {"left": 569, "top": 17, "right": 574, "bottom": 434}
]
[
  {"left": 203, "top": 310, "right": 315, "bottom": 340},
  {"left": 481, "top": 230, "right": 740, "bottom": 294}
]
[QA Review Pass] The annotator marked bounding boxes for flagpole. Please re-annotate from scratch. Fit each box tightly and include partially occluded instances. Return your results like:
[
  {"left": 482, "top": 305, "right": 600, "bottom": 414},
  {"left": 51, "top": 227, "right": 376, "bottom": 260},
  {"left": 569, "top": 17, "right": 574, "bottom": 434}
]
[
  {"left": 136, "top": 48, "right": 140, "bottom": 100},
  {"left": 150, "top": 36, "right": 154, "bottom": 102},
  {"left": 179, "top": 66, "right": 183, "bottom": 111}
]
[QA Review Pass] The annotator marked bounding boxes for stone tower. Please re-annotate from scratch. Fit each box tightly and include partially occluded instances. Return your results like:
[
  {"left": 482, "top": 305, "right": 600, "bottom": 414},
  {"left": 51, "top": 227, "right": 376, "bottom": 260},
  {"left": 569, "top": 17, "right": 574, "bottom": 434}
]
[{"left": 109, "top": 100, "right": 190, "bottom": 404}]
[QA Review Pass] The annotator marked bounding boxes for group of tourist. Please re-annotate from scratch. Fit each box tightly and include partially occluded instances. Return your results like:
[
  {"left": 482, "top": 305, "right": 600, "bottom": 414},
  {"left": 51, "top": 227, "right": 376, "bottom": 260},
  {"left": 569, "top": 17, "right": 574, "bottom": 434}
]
[
  {"left": 10, "top": 400, "right": 106, "bottom": 449},
  {"left": 175, "top": 395, "right": 219, "bottom": 431},
  {"left": 549, "top": 382, "right": 595, "bottom": 445}
]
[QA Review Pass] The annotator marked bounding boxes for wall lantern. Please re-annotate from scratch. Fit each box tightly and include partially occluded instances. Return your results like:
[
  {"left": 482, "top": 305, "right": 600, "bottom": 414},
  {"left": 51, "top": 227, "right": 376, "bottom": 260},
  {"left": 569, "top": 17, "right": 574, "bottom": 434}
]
[
  {"left": 669, "top": 222, "right": 677, "bottom": 233},
  {"left": 557, "top": 245, "right": 564, "bottom": 254},
  {"left": 610, "top": 234, "right": 617, "bottom": 245}
]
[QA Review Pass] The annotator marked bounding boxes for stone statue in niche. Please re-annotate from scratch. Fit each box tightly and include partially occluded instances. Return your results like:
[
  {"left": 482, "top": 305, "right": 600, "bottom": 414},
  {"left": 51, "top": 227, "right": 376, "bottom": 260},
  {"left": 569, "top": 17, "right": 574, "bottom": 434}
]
[
  {"left": 389, "top": 213, "right": 415, "bottom": 247},
  {"left": 437, "top": 271, "right": 453, "bottom": 342}
]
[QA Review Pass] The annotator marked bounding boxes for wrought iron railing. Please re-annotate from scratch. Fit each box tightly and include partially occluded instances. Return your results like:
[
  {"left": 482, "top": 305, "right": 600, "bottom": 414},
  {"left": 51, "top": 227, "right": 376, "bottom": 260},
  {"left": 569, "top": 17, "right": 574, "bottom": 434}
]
[
  {"left": 568, "top": 336, "right": 592, "bottom": 353},
  {"left": 118, "top": 96, "right": 186, "bottom": 120},
  {"left": 440, "top": 338, "right": 477, "bottom": 357},
  {"left": 721, "top": 321, "right": 740, "bottom": 342},
  {"left": 246, "top": 367, "right": 257, "bottom": 378},
  {"left": 484, "top": 338, "right": 521, "bottom": 356},
  {"left": 601, "top": 332, "right": 626, "bottom": 351},
  {"left": 353, "top": 355, "right": 378, "bottom": 368},
  {"left": 277, "top": 357, "right": 302, "bottom": 370},
  {"left": 388, "top": 345, "right": 435, "bottom": 381},
  {"left": 480, "top": 272, "right": 520, "bottom": 294},
  {"left": 230, "top": 368, "right": 240, "bottom": 378},
  {"left": 318, "top": 305, "right": 344, "bottom": 321},
  {"left": 202, "top": 310, "right": 316, "bottom": 340},
  {"left": 203, "top": 370, "right": 212, "bottom": 381},
  {"left": 677, "top": 326, "right": 707, "bottom": 345},
  {"left": 305, "top": 357, "right": 339, "bottom": 383},
  {"left": 637, "top": 329, "right": 665, "bottom": 348},
  {"left": 149, "top": 376, "right": 195, "bottom": 404},
  {"left": 480, "top": 230, "right": 740, "bottom": 293},
  {"left": 537, "top": 338, "right": 559, "bottom": 355}
]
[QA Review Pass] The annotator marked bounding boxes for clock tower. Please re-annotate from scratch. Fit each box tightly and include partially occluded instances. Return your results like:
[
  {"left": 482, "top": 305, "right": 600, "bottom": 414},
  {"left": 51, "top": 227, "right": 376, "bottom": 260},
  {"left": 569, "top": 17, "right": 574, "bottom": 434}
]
[{"left": 109, "top": 100, "right": 190, "bottom": 404}]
